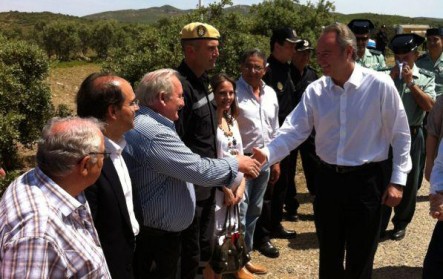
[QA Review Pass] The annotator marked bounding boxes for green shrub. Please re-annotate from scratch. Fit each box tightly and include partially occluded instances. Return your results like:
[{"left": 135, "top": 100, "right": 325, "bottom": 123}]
[{"left": 0, "top": 37, "right": 53, "bottom": 169}]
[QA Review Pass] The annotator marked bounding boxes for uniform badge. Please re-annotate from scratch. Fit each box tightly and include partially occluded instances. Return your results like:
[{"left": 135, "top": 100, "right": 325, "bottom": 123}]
[
  {"left": 208, "top": 84, "right": 213, "bottom": 94},
  {"left": 196, "top": 25, "right": 207, "bottom": 37},
  {"left": 277, "top": 82, "right": 283, "bottom": 91}
]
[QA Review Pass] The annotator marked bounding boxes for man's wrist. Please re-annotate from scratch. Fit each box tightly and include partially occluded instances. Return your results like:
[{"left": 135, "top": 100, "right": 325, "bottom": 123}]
[{"left": 406, "top": 80, "right": 415, "bottom": 88}]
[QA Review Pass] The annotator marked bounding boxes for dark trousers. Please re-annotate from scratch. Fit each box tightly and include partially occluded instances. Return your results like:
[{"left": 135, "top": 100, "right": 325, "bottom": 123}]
[
  {"left": 423, "top": 221, "right": 443, "bottom": 278},
  {"left": 298, "top": 135, "right": 320, "bottom": 195},
  {"left": 180, "top": 194, "right": 216, "bottom": 279},
  {"left": 314, "top": 160, "right": 388, "bottom": 279},
  {"left": 273, "top": 149, "right": 298, "bottom": 227},
  {"left": 381, "top": 127, "right": 424, "bottom": 232},
  {"left": 134, "top": 226, "right": 181, "bottom": 279}
]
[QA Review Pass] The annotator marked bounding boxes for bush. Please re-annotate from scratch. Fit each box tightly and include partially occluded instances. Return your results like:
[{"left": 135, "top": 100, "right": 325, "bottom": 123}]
[{"left": 0, "top": 37, "right": 53, "bottom": 170}]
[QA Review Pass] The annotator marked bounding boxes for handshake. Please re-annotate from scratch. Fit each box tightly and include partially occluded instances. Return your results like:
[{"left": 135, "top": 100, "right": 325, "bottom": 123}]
[{"left": 236, "top": 147, "right": 268, "bottom": 179}]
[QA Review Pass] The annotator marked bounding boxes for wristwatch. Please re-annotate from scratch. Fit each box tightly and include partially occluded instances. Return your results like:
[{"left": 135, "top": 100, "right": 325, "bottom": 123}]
[{"left": 406, "top": 80, "right": 415, "bottom": 88}]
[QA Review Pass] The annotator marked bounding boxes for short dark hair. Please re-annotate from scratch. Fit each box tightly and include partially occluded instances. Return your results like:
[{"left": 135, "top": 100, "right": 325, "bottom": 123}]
[
  {"left": 240, "top": 48, "right": 267, "bottom": 66},
  {"left": 76, "top": 72, "right": 125, "bottom": 121},
  {"left": 210, "top": 73, "right": 239, "bottom": 119}
]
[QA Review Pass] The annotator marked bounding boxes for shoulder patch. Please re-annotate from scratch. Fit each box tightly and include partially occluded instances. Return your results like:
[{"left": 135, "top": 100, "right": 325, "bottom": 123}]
[
  {"left": 369, "top": 49, "right": 382, "bottom": 55},
  {"left": 419, "top": 68, "right": 435, "bottom": 77}
]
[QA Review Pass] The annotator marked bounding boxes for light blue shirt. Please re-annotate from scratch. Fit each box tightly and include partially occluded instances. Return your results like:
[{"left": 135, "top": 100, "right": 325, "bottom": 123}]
[{"left": 123, "top": 106, "right": 238, "bottom": 232}]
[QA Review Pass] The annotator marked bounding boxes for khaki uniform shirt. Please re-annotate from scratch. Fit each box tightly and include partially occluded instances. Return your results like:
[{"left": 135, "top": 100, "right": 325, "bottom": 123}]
[
  {"left": 393, "top": 64, "right": 436, "bottom": 126},
  {"left": 416, "top": 52, "right": 443, "bottom": 96},
  {"left": 357, "top": 48, "right": 386, "bottom": 70}
]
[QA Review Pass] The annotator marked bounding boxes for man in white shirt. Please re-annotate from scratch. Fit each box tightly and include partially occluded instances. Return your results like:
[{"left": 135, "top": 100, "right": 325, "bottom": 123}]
[
  {"left": 253, "top": 23, "right": 411, "bottom": 279},
  {"left": 76, "top": 73, "right": 140, "bottom": 279},
  {"left": 236, "top": 48, "right": 280, "bottom": 271}
]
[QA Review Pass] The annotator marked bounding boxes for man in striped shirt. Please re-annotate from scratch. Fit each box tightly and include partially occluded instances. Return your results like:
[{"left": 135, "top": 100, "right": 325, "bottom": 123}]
[
  {"left": 123, "top": 69, "right": 261, "bottom": 279},
  {"left": 0, "top": 117, "right": 111, "bottom": 278}
]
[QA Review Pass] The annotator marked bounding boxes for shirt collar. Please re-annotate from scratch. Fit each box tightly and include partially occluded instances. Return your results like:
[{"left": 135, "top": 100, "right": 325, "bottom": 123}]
[
  {"left": 237, "top": 76, "right": 266, "bottom": 95},
  {"left": 411, "top": 63, "right": 420, "bottom": 78},
  {"left": 177, "top": 60, "right": 209, "bottom": 82},
  {"left": 325, "top": 63, "right": 363, "bottom": 90},
  {"left": 137, "top": 105, "right": 175, "bottom": 129},
  {"left": 35, "top": 167, "right": 85, "bottom": 217},
  {"left": 105, "top": 137, "right": 126, "bottom": 155}
]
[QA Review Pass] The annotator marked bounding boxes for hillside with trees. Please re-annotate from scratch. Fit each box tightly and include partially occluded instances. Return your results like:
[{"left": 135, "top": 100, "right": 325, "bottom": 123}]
[{"left": 0, "top": 0, "right": 442, "bottom": 192}]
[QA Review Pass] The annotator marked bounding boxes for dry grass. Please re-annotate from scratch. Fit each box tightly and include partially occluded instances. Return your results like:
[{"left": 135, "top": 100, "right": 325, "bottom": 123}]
[{"left": 48, "top": 62, "right": 101, "bottom": 111}]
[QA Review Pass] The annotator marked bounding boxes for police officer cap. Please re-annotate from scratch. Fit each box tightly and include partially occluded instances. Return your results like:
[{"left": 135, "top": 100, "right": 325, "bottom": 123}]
[
  {"left": 389, "top": 33, "right": 425, "bottom": 54},
  {"left": 271, "top": 27, "right": 299, "bottom": 45},
  {"left": 347, "top": 19, "right": 375, "bottom": 34},
  {"left": 180, "top": 22, "right": 220, "bottom": 40},
  {"left": 426, "top": 27, "right": 443, "bottom": 37},
  {"left": 295, "top": 39, "right": 314, "bottom": 51}
]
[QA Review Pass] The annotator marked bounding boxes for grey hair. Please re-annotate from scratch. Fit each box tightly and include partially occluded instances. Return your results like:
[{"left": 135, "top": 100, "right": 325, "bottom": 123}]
[
  {"left": 136, "top": 69, "right": 180, "bottom": 106},
  {"left": 322, "top": 22, "right": 358, "bottom": 61},
  {"left": 37, "top": 116, "right": 105, "bottom": 178}
]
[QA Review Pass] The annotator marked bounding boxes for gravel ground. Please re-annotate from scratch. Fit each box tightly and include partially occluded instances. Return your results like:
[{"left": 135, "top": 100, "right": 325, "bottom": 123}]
[{"left": 250, "top": 169, "right": 435, "bottom": 279}]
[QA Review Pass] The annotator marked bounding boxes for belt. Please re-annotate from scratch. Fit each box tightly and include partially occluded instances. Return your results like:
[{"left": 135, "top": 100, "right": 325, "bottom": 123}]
[
  {"left": 320, "top": 160, "right": 381, "bottom": 174},
  {"left": 141, "top": 226, "right": 180, "bottom": 236},
  {"left": 410, "top": 126, "right": 422, "bottom": 136}
]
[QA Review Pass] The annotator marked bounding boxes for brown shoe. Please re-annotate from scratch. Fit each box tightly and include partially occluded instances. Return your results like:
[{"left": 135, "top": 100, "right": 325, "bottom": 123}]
[
  {"left": 235, "top": 267, "right": 255, "bottom": 279},
  {"left": 245, "top": 262, "right": 268, "bottom": 275}
]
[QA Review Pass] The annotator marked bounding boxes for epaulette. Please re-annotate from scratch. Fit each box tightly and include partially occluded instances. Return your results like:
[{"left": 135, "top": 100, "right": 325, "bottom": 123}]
[
  {"left": 368, "top": 49, "right": 382, "bottom": 56},
  {"left": 419, "top": 68, "right": 435, "bottom": 77}
]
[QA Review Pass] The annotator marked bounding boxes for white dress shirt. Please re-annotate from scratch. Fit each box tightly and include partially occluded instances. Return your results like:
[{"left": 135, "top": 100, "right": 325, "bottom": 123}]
[
  {"left": 105, "top": 137, "right": 140, "bottom": 235},
  {"left": 236, "top": 77, "right": 280, "bottom": 153},
  {"left": 264, "top": 64, "right": 412, "bottom": 185}
]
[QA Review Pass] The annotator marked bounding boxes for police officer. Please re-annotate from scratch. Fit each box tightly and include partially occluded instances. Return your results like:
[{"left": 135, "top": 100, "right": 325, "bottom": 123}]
[
  {"left": 417, "top": 27, "right": 443, "bottom": 96},
  {"left": 422, "top": 28, "right": 443, "bottom": 183},
  {"left": 348, "top": 19, "right": 387, "bottom": 70},
  {"left": 254, "top": 27, "right": 298, "bottom": 258},
  {"left": 176, "top": 22, "right": 220, "bottom": 278},
  {"left": 288, "top": 38, "right": 319, "bottom": 201},
  {"left": 381, "top": 33, "right": 436, "bottom": 241}
]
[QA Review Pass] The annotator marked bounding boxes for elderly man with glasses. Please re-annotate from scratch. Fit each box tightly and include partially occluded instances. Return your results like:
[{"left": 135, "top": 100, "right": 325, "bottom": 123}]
[{"left": 0, "top": 117, "right": 111, "bottom": 278}]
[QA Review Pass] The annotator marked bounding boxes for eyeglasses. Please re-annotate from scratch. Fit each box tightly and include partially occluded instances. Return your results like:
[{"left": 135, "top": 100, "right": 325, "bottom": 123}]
[
  {"left": 243, "top": 64, "right": 265, "bottom": 72},
  {"left": 88, "top": 152, "right": 112, "bottom": 159},
  {"left": 128, "top": 99, "right": 140, "bottom": 107}
]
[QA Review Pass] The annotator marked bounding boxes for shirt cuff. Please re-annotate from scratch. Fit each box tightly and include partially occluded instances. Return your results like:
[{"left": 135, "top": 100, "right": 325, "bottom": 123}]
[
  {"left": 390, "top": 169, "right": 407, "bottom": 186},
  {"left": 224, "top": 156, "right": 239, "bottom": 187},
  {"left": 262, "top": 147, "right": 271, "bottom": 164}
]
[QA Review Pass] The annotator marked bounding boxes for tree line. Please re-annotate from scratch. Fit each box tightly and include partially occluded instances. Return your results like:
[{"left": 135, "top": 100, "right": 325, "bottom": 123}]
[{"left": 1, "top": 0, "right": 441, "bottom": 192}]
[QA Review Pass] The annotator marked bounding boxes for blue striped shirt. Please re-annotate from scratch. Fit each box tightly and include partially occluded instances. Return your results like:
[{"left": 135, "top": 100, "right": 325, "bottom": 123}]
[{"left": 123, "top": 106, "right": 238, "bottom": 232}]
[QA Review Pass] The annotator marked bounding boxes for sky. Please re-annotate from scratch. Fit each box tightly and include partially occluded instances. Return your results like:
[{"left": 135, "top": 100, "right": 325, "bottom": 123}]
[{"left": 0, "top": 0, "right": 442, "bottom": 18}]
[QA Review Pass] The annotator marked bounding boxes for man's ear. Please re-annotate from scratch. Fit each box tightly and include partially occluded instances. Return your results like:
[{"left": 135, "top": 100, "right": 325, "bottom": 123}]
[
  {"left": 78, "top": 155, "right": 91, "bottom": 177},
  {"left": 345, "top": 45, "right": 354, "bottom": 60},
  {"left": 107, "top": 104, "right": 118, "bottom": 120},
  {"left": 158, "top": 92, "right": 167, "bottom": 106}
]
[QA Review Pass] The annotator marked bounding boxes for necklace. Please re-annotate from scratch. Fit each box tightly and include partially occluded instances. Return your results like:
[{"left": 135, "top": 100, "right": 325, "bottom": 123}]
[{"left": 219, "top": 112, "right": 238, "bottom": 155}]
